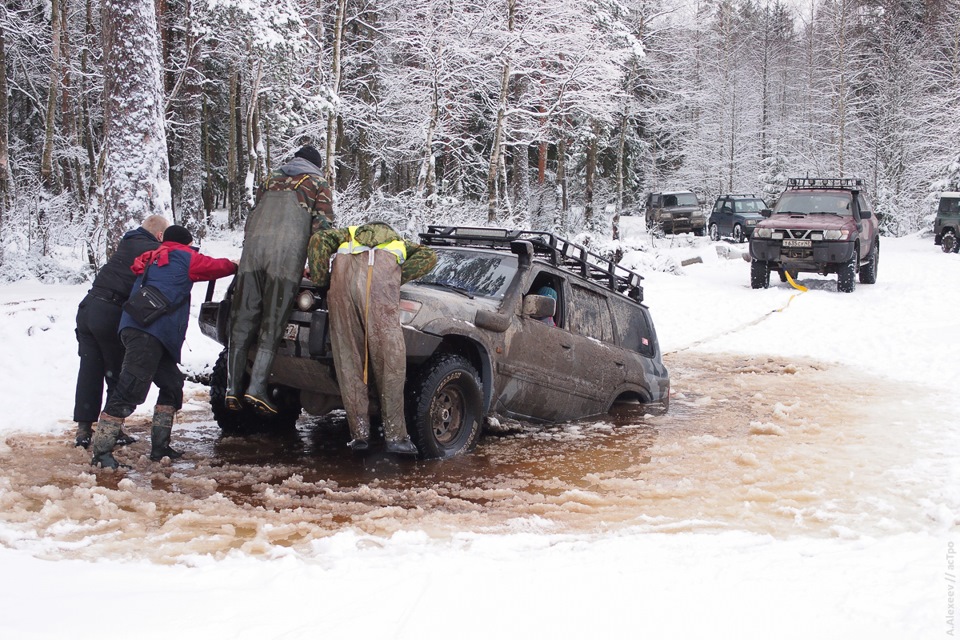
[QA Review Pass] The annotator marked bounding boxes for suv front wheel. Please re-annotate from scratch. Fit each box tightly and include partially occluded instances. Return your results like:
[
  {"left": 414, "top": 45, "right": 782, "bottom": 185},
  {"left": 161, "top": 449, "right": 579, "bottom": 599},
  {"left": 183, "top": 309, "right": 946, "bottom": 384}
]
[
  {"left": 942, "top": 230, "right": 959, "bottom": 254},
  {"left": 837, "top": 247, "right": 858, "bottom": 293},
  {"left": 859, "top": 239, "right": 879, "bottom": 284},
  {"left": 209, "top": 349, "right": 301, "bottom": 434},
  {"left": 406, "top": 354, "right": 483, "bottom": 459},
  {"left": 750, "top": 259, "right": 770, "bottom": 289}
]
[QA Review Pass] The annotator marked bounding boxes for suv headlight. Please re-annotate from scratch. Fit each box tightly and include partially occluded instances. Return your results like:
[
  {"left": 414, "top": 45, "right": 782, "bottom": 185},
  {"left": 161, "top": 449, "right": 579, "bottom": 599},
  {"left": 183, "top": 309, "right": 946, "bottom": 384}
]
[
  {"left": 660, "top": 212, "right": 673, "bottom": 219},
  {"left": 823, "top": 229, "right": 849, "bottom": 240},
  {"left": 399, "top": 299, "right": 422, "bottom": 324},
  {"left": 755, "top": 228, "right": 772, "bottom": 239}
]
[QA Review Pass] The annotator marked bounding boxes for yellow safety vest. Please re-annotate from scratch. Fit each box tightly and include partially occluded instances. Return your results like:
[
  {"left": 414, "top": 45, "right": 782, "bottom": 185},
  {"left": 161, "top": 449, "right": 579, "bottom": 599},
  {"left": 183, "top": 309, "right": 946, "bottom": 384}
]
[{"left": 336, "top": 226, "right": 407, "bottom": 264}]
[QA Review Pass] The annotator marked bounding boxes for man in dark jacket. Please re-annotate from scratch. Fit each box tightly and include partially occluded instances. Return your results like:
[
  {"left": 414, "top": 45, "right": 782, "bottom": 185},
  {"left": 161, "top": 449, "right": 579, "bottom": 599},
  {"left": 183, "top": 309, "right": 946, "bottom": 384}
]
[
  {"left": 307, "top": 223, "right": 437, "bottom": 455},
  {"left": 90, "top": 225, "right": 237, "bottom": 469},
  {"left": 73, "top": 214, "right": 169, "bottom": 448},
  {"left": 226, "top": 145, "right": 334, "bottom": 416}
]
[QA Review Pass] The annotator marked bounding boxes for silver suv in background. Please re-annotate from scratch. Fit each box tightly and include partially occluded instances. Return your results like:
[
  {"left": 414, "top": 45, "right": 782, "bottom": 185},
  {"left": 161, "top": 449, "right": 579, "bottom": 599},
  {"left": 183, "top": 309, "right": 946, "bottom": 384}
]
[{"left": 644, "top": 190, "right": 706, "bottom": 236}]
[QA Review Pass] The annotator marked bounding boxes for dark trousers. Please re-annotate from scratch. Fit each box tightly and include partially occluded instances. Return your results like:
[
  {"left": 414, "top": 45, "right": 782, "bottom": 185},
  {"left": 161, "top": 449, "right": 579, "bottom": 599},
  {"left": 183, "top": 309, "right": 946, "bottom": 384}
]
[
  {"left": 103, "top": 328, "right": 184, "bottom": 419},
  {"left": 74, "top": 295, "right": 125, "bottom": 422}
]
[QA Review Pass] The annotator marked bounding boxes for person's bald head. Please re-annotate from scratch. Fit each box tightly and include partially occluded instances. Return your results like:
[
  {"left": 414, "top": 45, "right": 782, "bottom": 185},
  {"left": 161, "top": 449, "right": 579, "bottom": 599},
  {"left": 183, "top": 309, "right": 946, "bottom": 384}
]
[{"left": 142, "top": 215, "right": 170, "bottom": 241}]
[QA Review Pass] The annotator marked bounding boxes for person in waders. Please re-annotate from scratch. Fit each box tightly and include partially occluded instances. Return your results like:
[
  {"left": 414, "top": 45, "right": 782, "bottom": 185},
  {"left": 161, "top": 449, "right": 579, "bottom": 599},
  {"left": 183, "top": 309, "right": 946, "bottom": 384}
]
[
  {"left": 225, "top": 145, "right": 333, "bottom": 415},
  {"left": 307, "top": 223, "right": 437, "bottom": 455}
]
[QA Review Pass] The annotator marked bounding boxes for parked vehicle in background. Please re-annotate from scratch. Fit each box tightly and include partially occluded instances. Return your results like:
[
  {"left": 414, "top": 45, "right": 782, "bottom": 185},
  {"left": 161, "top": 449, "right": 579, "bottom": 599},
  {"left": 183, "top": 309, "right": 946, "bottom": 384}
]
[
  {"left": 644, "top": 190, "right": 706, "bottom": 235},
  {"left": 749, "top": 177, "right": 881, "bottom": 293},
  {"left": 934, "top": 192, "right": 960, "bottom": 253},
  {"left": 198, "top": 227, "right": 670, "bottom": 459},
  {"left": 708, "top": 194, "right": 767, "bottom": 243}
]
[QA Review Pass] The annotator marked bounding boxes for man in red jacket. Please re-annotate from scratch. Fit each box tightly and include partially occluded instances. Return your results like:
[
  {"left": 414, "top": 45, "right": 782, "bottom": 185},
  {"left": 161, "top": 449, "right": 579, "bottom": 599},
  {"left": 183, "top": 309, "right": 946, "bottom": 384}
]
[{"left": 90, "top": 225, "right": 237, "bottom": 469}]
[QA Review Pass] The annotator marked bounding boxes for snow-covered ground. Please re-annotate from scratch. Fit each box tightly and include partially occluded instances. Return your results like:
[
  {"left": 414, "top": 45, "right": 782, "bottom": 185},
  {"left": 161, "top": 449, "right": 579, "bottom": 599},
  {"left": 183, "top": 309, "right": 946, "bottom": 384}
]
[{"left": 0, "top": 221, "right": 958, "bottom": 639}]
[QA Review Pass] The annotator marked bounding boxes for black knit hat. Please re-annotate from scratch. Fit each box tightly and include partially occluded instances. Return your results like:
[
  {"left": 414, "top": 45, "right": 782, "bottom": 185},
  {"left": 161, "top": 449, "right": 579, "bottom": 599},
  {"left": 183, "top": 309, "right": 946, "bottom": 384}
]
[
  {"left": 294, "top": 145, "right": 324, "bottom": 169},
  {"left": 163, "top": 225, "right": 193, "bottom": 246}
]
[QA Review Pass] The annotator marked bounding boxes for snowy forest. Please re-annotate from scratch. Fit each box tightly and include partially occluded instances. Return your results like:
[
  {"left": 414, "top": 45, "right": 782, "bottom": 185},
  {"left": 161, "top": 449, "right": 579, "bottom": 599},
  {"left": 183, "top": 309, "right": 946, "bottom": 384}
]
[{"left": 0, "top": 0, "right": 958, "bottom": 276}]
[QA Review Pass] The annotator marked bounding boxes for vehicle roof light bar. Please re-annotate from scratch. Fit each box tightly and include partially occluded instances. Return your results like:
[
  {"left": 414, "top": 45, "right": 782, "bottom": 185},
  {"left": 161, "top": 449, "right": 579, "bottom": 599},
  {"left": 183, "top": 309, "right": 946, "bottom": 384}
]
[{"left": 787, "top": 177, "right": 864, "bottom": 189}]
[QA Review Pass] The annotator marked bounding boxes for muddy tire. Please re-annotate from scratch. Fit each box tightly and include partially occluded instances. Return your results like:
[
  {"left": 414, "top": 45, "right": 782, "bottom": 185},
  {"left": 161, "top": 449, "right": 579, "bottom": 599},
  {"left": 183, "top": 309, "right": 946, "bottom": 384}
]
[
  {"left": 406, "top": 354, "right": 483, "bottom": 459},
  {"left": 859, "top": 239, "right": 879, "bottom": 284},
  {"left": 209, "top": 349, "right": 301, "bottom": 434},
  {"left": 709, "top": 223, "right": 720, "bottom": 241},
  {"left": 942, "top": 230, "right": 959, "bottom": 254},
  {"left": 732, "top": 224, "right": 745, "bottom": 243},
  {"left": 750, "top": 259, "right": 770, "bottom": 289},
  {"left": 837, "top": 247, "right": 858, "bottom": 293},
  {"left": 693, "top": 225, "right": 705, "bottom": 237}
]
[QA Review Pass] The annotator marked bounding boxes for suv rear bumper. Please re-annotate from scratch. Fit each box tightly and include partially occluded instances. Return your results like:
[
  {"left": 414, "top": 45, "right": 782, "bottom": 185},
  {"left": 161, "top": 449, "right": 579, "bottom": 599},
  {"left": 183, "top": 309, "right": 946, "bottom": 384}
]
[{"left": 750, "top": 238, "right": 856, "bottom": 266}]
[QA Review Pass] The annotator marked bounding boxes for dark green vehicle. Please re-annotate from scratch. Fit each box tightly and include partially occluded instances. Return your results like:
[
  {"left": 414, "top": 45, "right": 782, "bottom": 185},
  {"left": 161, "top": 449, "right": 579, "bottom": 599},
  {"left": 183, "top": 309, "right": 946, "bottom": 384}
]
[{"left": 934, "top": 192, "right": 960, "bottom": 253}]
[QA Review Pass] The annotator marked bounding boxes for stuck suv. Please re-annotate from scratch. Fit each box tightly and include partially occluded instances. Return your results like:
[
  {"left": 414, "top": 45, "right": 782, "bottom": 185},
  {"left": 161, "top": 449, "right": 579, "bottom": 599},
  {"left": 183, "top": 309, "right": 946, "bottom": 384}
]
[
  {"left": 749, "top": 177, "right": 881, "bottom": 293},
  {"left": 198, "top": 227, "right": 670, "bottom": 458},
  {"left": 708, "top": 194, "right": 767, "bottom": 243},
  {"left": 644, "top": 190, "right": 706, "bottom": 235},
  {"left": 934, "top": 192, "right": 960, "bottom": 253}
]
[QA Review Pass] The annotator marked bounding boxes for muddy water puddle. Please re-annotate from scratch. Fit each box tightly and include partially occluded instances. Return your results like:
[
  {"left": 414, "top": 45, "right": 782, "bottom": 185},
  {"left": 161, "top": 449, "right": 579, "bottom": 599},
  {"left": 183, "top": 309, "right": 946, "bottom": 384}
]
[{"left": 0, "top": 352, "right": 939, "bottom": 561}]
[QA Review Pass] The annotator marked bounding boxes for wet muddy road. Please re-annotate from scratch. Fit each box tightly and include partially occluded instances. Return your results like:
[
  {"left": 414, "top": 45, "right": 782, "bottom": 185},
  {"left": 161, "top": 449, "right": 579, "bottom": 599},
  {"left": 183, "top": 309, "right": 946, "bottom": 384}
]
[{"left": 0, "top": 352, "right": 939, "bottom": 562}]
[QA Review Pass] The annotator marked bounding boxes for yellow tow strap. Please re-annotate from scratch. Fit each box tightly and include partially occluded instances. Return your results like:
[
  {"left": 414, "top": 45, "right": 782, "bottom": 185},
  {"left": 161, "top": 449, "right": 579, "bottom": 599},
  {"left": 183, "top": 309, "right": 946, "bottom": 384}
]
[{"left": 775, "top": 271, "right": 808, "bottom": 313}]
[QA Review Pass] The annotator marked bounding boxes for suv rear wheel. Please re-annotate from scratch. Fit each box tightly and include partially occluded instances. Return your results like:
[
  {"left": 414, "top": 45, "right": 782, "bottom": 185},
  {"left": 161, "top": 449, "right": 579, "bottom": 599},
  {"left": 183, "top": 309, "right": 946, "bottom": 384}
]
[
  {"left": 837, "top": 247, "right": 858, "bottom": 293},
  {"left": 209, "top": 349, "right": 301, "bottom": 434},
  {"left": 750, "top": 260, "right": 770, "bottom": 289},
  {"left": 406, "top": 354, "right": 483, "bottom": 459}
]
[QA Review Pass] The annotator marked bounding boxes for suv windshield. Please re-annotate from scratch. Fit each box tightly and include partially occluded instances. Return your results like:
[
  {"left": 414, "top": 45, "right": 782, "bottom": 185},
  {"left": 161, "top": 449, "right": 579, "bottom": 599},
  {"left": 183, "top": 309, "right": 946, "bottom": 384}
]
[
  {"left": 734, "top": 199, "right": 765, "bottom": 213},
  {"left": 775, "top": 192, "right": 852, "bottom": 216},
  {"left": 664, "top": 193, "right": 698, "bottom": 207},
  {"left": 413, "top": 248, "right": 516, "bottom": 299},
  {"left": 939, "top": 198, "right": 960, "bottom": 215}
]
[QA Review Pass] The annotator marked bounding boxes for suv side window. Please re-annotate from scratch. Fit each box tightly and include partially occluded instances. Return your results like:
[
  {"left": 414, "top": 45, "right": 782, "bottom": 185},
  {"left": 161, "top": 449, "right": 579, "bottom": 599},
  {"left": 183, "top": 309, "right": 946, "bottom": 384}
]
[
  {"left": 608, "top": 296, "right": 655, "bottom": 357},
  {"left": 713, "top": 198, "right": 725, "bottom": 214},
  {"left": 567, "top": 283, "right": 614, "bottom": 343}
]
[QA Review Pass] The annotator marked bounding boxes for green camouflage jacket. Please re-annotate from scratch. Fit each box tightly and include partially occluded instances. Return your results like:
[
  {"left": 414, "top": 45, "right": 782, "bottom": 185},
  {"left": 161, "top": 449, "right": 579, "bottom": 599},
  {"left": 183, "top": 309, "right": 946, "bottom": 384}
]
[
  {"left": 308, "top": 224, "right": 438, "bottom": 288},
  {"left": 256, "top": 164, "right": 334, "bottom": 235}
]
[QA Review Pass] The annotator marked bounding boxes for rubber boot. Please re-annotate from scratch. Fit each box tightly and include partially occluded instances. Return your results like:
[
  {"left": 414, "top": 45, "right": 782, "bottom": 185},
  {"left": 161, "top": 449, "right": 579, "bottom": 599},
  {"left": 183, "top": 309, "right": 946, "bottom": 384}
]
[
  {"left": 385, "top": 437, "right": 419, "bottom": 456},
  {"left": 149, "top": 405, "right": 183, "bottom": 462},
  {"left": 244, "top": 348, "right": 278, "bottom": 416},
  {"left": 226, "top": 344, "right": 249, "bottom": 412},
  {"left": 347, "top": 416, "right": 371, "bottom": 452},
  {"left": 74, "top": 421, "right": 93, "bottom": 449},
  {"left": 115, "top": 427, "right": 137, "bottom": 447},
  {"left": 90, "top": 413, "right": 125, "bottom": 469}
]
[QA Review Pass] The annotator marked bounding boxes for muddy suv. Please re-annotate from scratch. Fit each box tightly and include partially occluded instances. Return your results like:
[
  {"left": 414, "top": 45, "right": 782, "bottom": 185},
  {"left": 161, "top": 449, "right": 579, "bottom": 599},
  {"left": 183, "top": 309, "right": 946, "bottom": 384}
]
[
  {"left": 198, "top": 227, "right": 670, "bottom": 458},
  {"left": 749, "top": 177, "right": 881, "bottom": 293},
  {"left": 934, "top": 192, "right": 960, "bottom": 253},
  {"left": 644, "top": 190, "right": 706, "bottom": 235}
]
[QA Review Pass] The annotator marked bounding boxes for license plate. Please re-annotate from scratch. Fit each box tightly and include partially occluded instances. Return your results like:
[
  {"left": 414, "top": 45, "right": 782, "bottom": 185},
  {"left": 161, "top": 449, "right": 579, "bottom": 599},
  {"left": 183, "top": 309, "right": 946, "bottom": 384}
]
[
  {"left": 283, "top": 323, "right": 299, "bottom": 341},
  {"left": 782, "top": 239, "right": 812, "bottom": 248}
]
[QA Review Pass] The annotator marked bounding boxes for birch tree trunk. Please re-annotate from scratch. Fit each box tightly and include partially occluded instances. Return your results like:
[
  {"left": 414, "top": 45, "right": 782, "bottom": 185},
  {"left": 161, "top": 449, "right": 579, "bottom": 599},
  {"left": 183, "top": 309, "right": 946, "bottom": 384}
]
[
  {"left": 102, "top": 0, "right": 172, "bottom": 252},
  {"left": 0, "top": 22, "right": 8, "bottom": 267},
  {"left": 487, "top": 0, "right": 516, "bottom": 224},
  {"left": 326, "top": 0, "right": 346, "bottom": 193}
]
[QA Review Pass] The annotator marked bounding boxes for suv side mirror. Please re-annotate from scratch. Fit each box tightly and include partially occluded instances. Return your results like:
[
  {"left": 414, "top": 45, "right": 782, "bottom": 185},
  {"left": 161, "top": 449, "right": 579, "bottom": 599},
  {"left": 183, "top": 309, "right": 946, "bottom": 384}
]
[
  {"left": 760, "top": 208, "right": 772, "bottom": 218},
  {"left": 860, "top": 210, "right": 873, "bottom": 219},
  {"left": 522, "top": 294, "right": 556, "bottom": 319}
]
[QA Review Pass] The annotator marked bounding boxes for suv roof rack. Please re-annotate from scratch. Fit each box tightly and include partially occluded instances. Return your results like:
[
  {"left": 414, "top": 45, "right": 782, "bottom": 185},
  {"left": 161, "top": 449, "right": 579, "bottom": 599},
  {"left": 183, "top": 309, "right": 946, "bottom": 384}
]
[
  {"left": 724, "top": 193, "right": 759, "bottom": 198},
  {"left": 420, "top": 226, "right": 645, "bottom": 302},
  {"left": 787, "top": 177, "right": 864, "bottom": 189}
]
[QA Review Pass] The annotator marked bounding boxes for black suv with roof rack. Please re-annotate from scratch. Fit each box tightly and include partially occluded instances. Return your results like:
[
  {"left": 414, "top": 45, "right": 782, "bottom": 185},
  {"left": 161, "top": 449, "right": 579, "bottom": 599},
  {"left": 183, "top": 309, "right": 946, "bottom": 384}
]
[
  {"left": 708, "top": 194, "right": 767, "bottom": 243},
  {"left": 749, "top": 177, "right": 881, "bottom": 293},
  {"left": 198, "top": 226, "right": 670, "bottom": 458}
]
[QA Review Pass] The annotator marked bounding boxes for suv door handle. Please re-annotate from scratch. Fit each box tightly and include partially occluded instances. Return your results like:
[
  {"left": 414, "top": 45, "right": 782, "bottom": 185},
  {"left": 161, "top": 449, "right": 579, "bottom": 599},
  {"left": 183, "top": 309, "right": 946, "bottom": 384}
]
[{"left": 560, "top": 343, "right": 572, "bottom": 350}]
